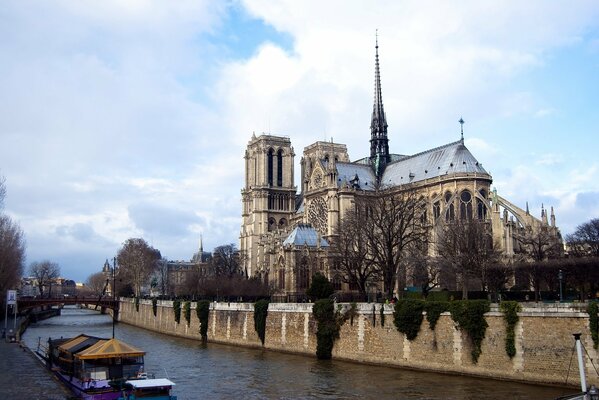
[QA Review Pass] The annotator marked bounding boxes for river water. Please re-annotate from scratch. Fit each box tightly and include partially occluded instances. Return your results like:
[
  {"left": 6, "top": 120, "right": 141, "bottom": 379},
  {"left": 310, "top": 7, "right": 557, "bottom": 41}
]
[{"left": 22, "top": 307, "right": 577, "bottom": 400}]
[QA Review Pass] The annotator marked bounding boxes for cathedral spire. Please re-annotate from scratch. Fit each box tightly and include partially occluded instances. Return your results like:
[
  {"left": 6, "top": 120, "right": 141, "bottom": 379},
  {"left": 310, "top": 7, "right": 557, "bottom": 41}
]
[{"left": 370, "top": 30, "right": 390, "bottom": 180}]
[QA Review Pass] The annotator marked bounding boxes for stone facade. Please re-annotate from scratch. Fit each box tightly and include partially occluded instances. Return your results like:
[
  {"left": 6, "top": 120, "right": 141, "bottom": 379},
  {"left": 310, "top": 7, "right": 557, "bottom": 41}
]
[
  {"left": 239, "top": 42, "right": 562, "bottom": 296},
  {"left": 119, "top": 299, "right": 598, "bottom": 388}
]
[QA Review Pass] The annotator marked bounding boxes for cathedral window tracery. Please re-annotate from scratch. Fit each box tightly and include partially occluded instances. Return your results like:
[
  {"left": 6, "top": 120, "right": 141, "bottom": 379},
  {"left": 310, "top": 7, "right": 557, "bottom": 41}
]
[
  {"left": 308, "top": 197, "right": 328, "bottom": 235},
  {"left": 460, "top": 190, "right": 473, "bottom": 220}
]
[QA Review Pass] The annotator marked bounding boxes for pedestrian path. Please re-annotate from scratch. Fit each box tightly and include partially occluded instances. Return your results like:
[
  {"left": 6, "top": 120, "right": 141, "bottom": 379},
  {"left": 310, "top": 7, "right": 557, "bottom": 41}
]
[{"left": 0, "top": 339, "right": 70, "bottom": 399}]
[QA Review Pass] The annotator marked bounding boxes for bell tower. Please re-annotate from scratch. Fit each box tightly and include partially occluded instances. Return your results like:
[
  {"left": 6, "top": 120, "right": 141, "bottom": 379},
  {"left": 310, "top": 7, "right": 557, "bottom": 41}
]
[{"left": 240, "top": 133, "right": 296, "bottom": 277}]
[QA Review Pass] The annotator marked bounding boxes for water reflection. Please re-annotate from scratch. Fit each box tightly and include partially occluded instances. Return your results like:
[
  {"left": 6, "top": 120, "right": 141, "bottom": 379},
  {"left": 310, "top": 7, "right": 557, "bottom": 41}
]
[{"left": 22, "top": 307, "right": 576, "bottom": 400}]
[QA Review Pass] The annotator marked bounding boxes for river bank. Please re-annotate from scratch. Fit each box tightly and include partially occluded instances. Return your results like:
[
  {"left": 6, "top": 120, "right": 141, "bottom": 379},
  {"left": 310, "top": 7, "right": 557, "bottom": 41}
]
[
  {"left": 117, "top": 298, "right": 599, "bottom": 389},
  {"left": 23, "top": 307, "right": 576, "bottom": 400}
]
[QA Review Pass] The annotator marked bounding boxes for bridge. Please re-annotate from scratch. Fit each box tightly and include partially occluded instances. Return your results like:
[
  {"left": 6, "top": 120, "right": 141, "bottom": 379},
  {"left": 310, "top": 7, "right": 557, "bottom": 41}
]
[{"left": 17, "top": 297, "right": 120, "bottom": 313}]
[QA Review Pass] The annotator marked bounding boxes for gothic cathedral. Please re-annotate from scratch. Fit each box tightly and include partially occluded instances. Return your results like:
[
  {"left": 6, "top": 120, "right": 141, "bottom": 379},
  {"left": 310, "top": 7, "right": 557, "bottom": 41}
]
[{"left": 239, "top": 40, "right": 562, "bottom": 297}]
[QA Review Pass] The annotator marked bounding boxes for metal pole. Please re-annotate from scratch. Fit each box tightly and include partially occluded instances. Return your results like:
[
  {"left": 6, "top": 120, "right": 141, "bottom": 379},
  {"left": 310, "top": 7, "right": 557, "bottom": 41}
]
[
  {"left": 13, "top": 300, "right": 17, "bottom": 331},
  {"left": 559, "top": 270, "right": 563, "bottom": 303},
  {"left": 4, "top": 293, "right": 7, "bottom": 342},
  {"left": 574, "top": 333, "right": 587, "bottom": 394},
  {"left": 112, "top": 256, "right": 116, "bottom": 339}
]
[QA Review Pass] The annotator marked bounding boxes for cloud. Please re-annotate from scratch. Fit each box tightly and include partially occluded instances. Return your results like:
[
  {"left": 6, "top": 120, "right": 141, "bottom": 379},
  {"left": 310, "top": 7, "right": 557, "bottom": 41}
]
[
  {"left": 3, "top": 1, "right": 599, "bottom": 281},
  {"left": 128, "top": 203, "right": 204, "bottom": 239}
]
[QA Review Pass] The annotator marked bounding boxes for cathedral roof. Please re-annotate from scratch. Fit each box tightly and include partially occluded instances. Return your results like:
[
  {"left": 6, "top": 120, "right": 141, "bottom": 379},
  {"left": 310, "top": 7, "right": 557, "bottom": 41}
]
[
  {"left": 381, "top": 140, "right": 489, "bottom": 186},
  {"left": 283, "top": 224, "right": 329, "bottom": 247},
  {"left": 336, "top": 162, "right": 377, "bottom": 190}
]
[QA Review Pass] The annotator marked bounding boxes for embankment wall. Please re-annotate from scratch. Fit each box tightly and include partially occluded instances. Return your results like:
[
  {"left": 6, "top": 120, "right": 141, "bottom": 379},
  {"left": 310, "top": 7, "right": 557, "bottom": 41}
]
[{"left": 118, "top": 299, "right": 598, "bottom": 387}]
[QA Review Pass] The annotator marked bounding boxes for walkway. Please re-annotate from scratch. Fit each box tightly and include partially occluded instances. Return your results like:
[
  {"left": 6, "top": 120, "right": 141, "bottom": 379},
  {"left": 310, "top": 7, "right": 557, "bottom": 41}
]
[{"left": 0, "top": 336, "right": 70, "bottom": 399}]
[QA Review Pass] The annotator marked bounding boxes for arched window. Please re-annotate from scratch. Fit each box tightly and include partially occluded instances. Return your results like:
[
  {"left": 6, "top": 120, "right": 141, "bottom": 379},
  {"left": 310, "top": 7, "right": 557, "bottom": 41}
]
[
  {"left": 278, "top": 268, "right": 285, "bottom": 290},
  {"left": 277, "top": 149, "right": 283, "bottom": 187},
  {"left": 477, "top": 199, "right": 487, "bottom": 220},
  {"left": 268, "top": 217, "right": 276, "bottom": 232},
  {"left": 297, "top": 256, "right": 310, "bottom": 290},
  {"left": 445, "top": 192, "right": 455, "bottom": 222},
  {"left": 460, "top": 190, "right": 473, "bottom": 220},
  {"left": 279, "top": 218, "right": 287, "bottom": 228},
  {"left": 433, "top": 201, "right": 441, "bottom": 220},
  {"left": 267, "top": 148, "right": 274, "bottom": 186},
  {"left": 332, "top": 275, "right": 342, "bottom": 291}
]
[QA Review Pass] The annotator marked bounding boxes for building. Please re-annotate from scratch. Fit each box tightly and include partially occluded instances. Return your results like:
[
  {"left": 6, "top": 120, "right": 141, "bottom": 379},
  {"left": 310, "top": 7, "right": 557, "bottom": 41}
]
[{"left": 240, "top": 40, "right": 562, "bottom": 296}]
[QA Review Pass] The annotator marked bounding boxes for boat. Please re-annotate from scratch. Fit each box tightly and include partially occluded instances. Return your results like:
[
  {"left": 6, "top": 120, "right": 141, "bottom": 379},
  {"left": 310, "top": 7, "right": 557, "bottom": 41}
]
[{"left": 40, "top": 334, "right": 176, "bottom": 400}]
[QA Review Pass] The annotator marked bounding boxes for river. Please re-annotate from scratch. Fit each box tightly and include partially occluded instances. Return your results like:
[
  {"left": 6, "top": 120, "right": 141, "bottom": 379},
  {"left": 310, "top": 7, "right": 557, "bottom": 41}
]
[{"left": 21, "top": 307, "right": 577, "bottom": 400}]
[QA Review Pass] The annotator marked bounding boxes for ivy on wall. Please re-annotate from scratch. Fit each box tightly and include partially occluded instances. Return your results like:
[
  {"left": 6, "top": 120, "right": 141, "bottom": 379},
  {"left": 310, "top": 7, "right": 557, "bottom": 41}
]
[
  {"left": 135, "top": 296, "right": 140, "bottom": 312},
  {"left": 588, "top": 302, "right": 599, "bottom": 349},
  {"left": 313, "top": 299, "right": 342, "bottom": 359},
  {"left": 380, "top": 304, "right": 385, "bottom": 327},
  {"left": 254, "top": 299, "right": 269, "bottom": 345},
  {"left": 424, "top": 301, "right": 449, "bottom": 330},
  {"left": 197, "top": 300, "right": 210, "bottom": 343},
  {"left": 393, "top": 299, "right": 425, "bottom": 340},
  {"left": 449, "top": 300, "right": 490, "bottom": 363},
  {"left": 184, "top": 301, "right": 191, "bottom": 326},
  {"left": 500, "top": 301, "right": 521, "bottom": 358},
  {"left": 173, "top": 299, "right": 181, "bottom": 324},
  {"left": 152, "top": 297, "right": 157, "bottom": 317}
]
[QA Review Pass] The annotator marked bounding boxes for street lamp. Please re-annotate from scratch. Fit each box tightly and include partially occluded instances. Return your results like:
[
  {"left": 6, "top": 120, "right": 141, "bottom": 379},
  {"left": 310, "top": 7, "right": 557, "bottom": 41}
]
[{"left": 558, "top": 269, "right": 563, "bottom": 303}]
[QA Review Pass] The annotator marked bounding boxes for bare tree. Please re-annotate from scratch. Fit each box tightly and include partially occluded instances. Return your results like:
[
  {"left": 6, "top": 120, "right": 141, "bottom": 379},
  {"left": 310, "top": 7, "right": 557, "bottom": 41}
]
[
  {"left": 362, "top": 189, "right": 428, "bottom": 297},
  {"left": 0, "top": 214, "right": 25, "bottom": 312},
  {"left": 407, "top": 242, "right": 440, "bottom": 297},
  {"left": 86, "top": 271, "right": 108, "bottom": 296},
  {"left": 0, "top": 175, "right": 6, "bottom": 210},
  {"left": 211, "top": 244, "right": 241, "bottom": 277},
  {"left": 117, "top": 238, "right": 161, "bottom": 297},
  {"left": 30, "top": 260, "right": 60, "bottom": 297},
  {"left": 566, "top": 218, "right": 599, "bottom": 257},
  {"left": 515, "top": 225, "right": 563, "bottom": 262},
  {"left": 330, "top": 207, "right": 378, "bottom": 297},
  {"left": 436, "top": 218, "right": 499, "bottom": 299}
]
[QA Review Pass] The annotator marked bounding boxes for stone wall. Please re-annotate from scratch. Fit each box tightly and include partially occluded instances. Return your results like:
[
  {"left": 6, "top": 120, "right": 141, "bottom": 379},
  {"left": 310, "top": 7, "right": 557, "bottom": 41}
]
[{"left": 118, "top": 299, "right": 598, "bottom": 387}]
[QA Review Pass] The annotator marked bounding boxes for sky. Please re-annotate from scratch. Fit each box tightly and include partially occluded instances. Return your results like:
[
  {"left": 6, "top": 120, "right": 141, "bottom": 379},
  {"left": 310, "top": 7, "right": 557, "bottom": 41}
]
[{"left": 1, "top": 1, "right": 599, "bottom": 282}]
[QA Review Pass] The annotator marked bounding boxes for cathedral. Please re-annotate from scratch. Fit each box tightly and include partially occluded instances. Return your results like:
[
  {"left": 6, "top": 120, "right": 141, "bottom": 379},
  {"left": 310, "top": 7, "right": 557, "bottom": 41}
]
[{"left": 239, "top": 40, "right": 562, "bottom": 297}]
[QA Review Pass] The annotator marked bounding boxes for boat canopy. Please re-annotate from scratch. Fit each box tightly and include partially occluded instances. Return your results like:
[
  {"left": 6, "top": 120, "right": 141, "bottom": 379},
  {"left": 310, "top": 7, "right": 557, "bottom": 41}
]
[
  {"left": 57, "top": 334, "right": 99, "bottom": 353},
  {"left": 126, "top": 378, "right": 176, "bottom": 388},
  {"left": 75, "top": 337, "right": 145, "bottom": 360}
]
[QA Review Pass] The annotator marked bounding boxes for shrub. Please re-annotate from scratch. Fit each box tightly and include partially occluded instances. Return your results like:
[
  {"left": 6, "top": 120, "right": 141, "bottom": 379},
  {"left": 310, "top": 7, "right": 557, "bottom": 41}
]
[
  {"left": 449, "top": 300, "right": 490, "bottom": 363},
  {"left": 306, "top": 273, "right": 334, "bottom": 300},
  {"left": 313, "top": 299, "right": 341, "bottom": 359},
  {"left": 588, "top": 302, "right": 599, "bottom": 349},
  {"left": 254, "top": 299, "right": 269, "bottom": 345},
  {"left": 196, "top": 300, "right": 211, "bottom": 343},
  {"left": 393, "top": 299, "right": 425, "bottom": 340},
  {"left": 424, "top": 301, "right": 450, "bottom": 331},
  {"left": 173, "top": 299, "right": 181, "bottom": 324},
  {"left": 500, "top": 301, "right": 521, "bottom": 358},
  {"left": 152, "top": 297, "right": 157, "bottom": 317},
  {"left": 183, "top": 301, "right": 191, "bottom": 325}
]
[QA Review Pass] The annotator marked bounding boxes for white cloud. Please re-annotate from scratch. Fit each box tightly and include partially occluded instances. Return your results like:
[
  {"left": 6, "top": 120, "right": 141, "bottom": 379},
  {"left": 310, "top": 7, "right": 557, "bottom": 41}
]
[{"left": 3, "top": 1, "right": 599, "bottom": 280}]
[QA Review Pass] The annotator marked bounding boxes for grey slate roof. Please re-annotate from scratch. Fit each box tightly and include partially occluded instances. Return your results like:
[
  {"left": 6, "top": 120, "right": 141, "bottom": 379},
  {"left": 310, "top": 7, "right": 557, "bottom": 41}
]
[
  {"left": 335, "top": 162, "right": 377, "bottom": 190},
  {"left": 381, "top": 140, "right": 489, "bottom": 187},
  {"left": 283, "top": 224, "right": 329, "bottom": 247}
]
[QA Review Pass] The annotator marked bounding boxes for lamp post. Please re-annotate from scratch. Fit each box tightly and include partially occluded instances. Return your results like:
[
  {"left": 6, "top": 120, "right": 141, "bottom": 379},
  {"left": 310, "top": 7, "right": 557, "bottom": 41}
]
[
  {"left": 112, "top": 256, "right": 117, "bottom": 339},
  {"left": 558, "top": 269, "right": 563, "bottom": 303}
]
